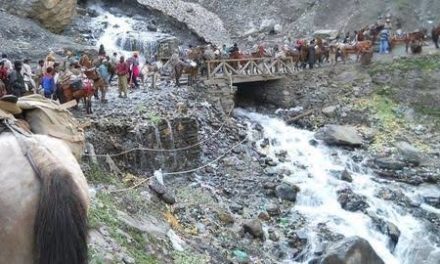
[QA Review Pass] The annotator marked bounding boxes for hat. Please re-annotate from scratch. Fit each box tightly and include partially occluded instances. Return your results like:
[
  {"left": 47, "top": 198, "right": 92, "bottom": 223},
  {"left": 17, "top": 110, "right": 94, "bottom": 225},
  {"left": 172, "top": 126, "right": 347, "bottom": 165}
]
[{"left": 0, "top": 95, "right": 22, "bottom": 115}]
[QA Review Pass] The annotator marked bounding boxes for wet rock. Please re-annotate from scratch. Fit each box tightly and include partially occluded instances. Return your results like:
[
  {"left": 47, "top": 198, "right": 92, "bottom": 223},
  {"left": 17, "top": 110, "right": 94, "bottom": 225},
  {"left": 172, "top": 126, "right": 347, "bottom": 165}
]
[
  {"left": 371, "top": 216, "right": 401, "bottom": 251},
  {"left": 321, "top": 236, "right": 385, "bottom": 264},
  {"left": 161, "top": 191, "right": 176, "bottom": 205},
  {"left": 275, "top": 183, "right": 300, "bottom": 202},
  {"left": 309, "top": 139, "right": 319, "bottom": 146},
  {"left": 218, "top": 210, "right": 235, "bottom": 224},
  {"left": 230, "top": 203, "right": 244, "bottom": 214},
  {"left": 148, "top": 178, "right": 176, "bottom": 205},
  {"left": 268, "top": 229, "right": 280, "bottom": 241},
  {"left": 374, "top": 158, "right": 406, "bottom": 170},
  {"left": 149, "top": 178, "right": 166, "bottom": 195},
  {"left": 337, "top": 188, "right": 369, "bottom": 212},
  {"left": 104, "top": 155, "right": 121, "bottom": 174},
  {"left": 340, "top": 169, "right": 353, "bottom": 183},
  {"left": 258, "top": 211, "right": 270, "bottom": 221},
  {"left": 147, "top": 24, "right": 158, "bottom": 32},
  {"left": 315, "top": 125, "right": 363, "bottom": 147},
  {"left": 243, "top": 219, "right": 264, "bottom": 240},
  {"left": 424, "top": 196, "right": 440, "bottom": 209},
  {"left": 266, "top": 203, "right": 281, "bottom": 216},
  {"left": 322, "top": 106, "right": 338, "bottom": 117},
  {"left": 395, "top": 141, "right": 421, "bottom": 166},
  {"left": 85, "top": 143, "right": 98, "bottom": 165}
]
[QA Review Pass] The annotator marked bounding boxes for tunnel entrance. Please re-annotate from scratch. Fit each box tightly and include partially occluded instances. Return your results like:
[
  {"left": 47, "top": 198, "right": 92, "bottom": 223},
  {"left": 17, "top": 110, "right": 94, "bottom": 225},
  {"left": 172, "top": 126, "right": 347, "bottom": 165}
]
[{"left": 234, "top": 81, "right": 278, "bottom": 108}]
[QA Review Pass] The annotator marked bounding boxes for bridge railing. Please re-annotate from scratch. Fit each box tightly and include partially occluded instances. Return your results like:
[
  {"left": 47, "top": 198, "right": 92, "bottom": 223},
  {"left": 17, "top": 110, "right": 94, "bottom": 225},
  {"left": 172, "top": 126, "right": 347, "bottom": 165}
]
[{"left": 207, "top": 57, "right": 295, "bottom": 80}]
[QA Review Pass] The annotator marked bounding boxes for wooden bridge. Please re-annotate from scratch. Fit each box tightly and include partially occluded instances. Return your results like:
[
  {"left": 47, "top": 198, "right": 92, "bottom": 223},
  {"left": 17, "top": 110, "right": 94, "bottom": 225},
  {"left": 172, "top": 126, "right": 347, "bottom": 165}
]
[{"left": 205, "top": 57, "right": 295, "bottom": 85}]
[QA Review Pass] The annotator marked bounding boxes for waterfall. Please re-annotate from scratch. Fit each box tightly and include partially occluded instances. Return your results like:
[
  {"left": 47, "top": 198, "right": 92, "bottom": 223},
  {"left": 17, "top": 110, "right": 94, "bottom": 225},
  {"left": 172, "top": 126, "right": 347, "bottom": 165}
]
[
  {"left": 166, "top": 119, "right": 178, "bottom": 167},
  {"left": 235, "top": 108, "right": 440, "bottom": 264},
  {"left": 88, "top": 4, "right": 176, "bottom": 61}
]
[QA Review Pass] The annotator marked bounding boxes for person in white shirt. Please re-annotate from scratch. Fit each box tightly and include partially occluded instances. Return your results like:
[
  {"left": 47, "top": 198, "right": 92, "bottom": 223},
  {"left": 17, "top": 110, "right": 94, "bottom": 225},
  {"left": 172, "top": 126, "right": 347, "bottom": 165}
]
[{"left": 21, "top": 59, "right": 36, "bottom": 92}]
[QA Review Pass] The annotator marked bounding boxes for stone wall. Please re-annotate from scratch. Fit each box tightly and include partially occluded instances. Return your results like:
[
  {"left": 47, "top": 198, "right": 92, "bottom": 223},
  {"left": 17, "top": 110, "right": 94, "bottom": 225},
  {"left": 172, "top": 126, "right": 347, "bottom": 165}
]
[
  {"left": 86, "top": 117, "right": 200, "bottom": 174},
  {"left": 0, "top": 0, "right": 77, "bottom": 33}
]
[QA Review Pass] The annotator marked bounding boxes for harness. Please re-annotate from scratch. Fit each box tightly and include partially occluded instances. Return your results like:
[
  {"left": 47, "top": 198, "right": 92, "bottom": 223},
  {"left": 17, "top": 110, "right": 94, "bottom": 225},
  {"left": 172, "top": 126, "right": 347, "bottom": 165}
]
[{"left": 2, "top": 119, "right": 43, "bottom": 180}]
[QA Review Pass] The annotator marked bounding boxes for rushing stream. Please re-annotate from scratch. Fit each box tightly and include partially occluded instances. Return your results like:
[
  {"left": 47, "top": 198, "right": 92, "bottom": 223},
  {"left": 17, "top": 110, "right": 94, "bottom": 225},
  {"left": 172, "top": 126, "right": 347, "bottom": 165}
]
[{"left": 236, "top": 109, "right": 440, "bottom": 264}]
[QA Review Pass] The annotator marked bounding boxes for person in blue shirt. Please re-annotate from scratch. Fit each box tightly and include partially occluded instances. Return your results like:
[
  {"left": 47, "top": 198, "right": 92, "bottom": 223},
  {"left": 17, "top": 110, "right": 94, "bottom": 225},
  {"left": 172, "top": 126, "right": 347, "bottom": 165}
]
[
  {"left": 379, "top": 29, "right": 390, "bottom": 54},
  {"left": 41, "top": 67, "right": 55, "bottom": 99}
]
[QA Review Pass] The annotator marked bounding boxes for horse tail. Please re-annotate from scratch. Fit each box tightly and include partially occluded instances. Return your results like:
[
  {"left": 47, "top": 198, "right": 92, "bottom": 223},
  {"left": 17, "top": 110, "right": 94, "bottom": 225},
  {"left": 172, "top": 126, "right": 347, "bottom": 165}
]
[{"left": 34, "top": 166, "right": 88, "bottom": 264}]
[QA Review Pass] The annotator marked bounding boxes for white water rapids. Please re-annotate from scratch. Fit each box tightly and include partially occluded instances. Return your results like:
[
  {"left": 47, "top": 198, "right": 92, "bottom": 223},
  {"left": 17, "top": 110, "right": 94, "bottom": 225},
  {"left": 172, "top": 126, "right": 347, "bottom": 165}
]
[{"left": 236, "top": 109, "right": 440, "bottom": 264}]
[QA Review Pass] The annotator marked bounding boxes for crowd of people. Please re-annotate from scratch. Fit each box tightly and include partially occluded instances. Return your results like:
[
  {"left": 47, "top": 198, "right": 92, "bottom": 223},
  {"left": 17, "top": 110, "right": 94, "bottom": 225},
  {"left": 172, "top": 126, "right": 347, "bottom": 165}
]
[{"left": 0, "top": 45, "right": 145, "bottom": 102}]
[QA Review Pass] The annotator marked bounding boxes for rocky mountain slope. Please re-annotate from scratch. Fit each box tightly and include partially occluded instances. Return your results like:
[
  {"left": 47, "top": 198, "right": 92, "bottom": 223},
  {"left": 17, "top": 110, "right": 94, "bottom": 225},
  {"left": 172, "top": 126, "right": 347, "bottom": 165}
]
[
  {"left": 0, "top": 0, "right": 76, "bottom": 33},
  {"left": 188, "top": 0, "right": 440, "bottom": 39}
]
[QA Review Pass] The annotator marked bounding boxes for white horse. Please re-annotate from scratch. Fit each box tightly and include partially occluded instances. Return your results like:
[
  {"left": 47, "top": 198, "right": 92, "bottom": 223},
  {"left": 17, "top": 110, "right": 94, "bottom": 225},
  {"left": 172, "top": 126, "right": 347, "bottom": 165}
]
[
  {"left": 140, "top": 61, "right": 163, "bottom": 89},
  {"left": 0, "top": 132, "right": 89, "bottom": 264}
]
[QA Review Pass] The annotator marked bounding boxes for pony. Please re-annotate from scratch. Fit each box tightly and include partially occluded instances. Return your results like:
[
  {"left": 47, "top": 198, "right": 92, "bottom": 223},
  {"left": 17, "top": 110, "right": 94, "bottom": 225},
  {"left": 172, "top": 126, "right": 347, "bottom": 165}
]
[
  {"left": 174, "top": 60, "right": 198, "bottom": 87},
  {"left": 140, "top": 62, "right": 162, "bottom": 89},
  {"left": 83, "top": 68, "right": 107, "bottom": 102},
  {"left": 405, "top": 29, "right": 428, "bottom": 53},
  {"left": 58, "top": 77, "right": 95, "bottom": 114},
  {"left": 432, "top": 25, "right": 440, "bottom": 49},
  {"left": 315, "top": 37, "right": 330, "bottom": 65},
  {"left": 0, "top": 132, "right": 89, "bottom": 264},
  {"left": 0, "top": 79, "right": 6, "bottom": 97}
]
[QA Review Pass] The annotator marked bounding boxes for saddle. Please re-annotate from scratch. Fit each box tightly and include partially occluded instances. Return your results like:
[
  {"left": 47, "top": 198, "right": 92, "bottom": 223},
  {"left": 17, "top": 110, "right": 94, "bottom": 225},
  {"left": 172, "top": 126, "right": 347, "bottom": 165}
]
[{"left": 0, "top": 94, "right": 85, "bottom": 159}]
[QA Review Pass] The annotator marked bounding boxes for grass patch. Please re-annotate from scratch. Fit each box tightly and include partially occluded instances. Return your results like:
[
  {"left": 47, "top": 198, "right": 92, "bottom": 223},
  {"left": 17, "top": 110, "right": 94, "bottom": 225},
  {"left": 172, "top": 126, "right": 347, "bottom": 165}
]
[
  {"left": 173, "top": 251, "right": 210, "bottom": 264},
  {"left": 354, "top": 94, "right": 405, "bottom": 150},
  {"left": 89, "top": 192, "right": 158, "bottom": 264},
  {"left": 369, "top": 55, "right": 440, "bottom": 75},
  {"left": 85, "top": 164, "right": 120, "bottom": 185}
]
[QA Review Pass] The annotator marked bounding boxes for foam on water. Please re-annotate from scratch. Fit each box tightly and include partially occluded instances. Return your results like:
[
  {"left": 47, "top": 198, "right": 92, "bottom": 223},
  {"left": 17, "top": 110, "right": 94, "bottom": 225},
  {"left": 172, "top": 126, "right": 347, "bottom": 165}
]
[{"left": 236, "top": 108, "right": 440, "bottom": 264}]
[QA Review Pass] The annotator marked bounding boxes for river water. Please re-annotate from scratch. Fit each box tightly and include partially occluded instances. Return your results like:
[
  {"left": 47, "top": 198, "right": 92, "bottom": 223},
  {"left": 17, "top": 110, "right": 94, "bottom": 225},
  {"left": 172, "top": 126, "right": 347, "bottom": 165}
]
[{"left": 236, "top": 109, "right": 440, "bottom": 264}]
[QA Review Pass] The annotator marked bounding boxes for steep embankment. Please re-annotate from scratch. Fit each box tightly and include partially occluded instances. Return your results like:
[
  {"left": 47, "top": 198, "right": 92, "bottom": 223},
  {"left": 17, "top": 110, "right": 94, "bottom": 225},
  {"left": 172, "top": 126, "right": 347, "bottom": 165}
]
[
  {"left": 0, "top": 10, "right": 88, "bottom": 59},
  {"left": 136, "top": 0, "right": 231, "bottom": 45},
  {"left": 0, "top": 0, "right": 76, "bottom": 33},
  {"left": 188, "top": 0, "right": 440, "bottom": 40}
]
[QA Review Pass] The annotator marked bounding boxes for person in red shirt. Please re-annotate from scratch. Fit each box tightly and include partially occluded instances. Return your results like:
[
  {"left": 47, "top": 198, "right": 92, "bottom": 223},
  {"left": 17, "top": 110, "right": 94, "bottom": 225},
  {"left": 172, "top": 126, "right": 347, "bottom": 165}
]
[
  {"left": 115, "top": 56, "right": 129, "bottom": 98},
  {"left": 0, "top": 61, "right": 8, "bottom": 82}
]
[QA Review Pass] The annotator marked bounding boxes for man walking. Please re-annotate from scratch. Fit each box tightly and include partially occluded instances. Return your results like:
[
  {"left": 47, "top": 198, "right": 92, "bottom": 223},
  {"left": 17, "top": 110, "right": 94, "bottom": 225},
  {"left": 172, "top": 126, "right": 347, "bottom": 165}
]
[
  {"left": 115, "top": 56, "right": 129, "bottom": 98},
  {"left": 8, "top": 61, "right": 26, "bottom": 97}
]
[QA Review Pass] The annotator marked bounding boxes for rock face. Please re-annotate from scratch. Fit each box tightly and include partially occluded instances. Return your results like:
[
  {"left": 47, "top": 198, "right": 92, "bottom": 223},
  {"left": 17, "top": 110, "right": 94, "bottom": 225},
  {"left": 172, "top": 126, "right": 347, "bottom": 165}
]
[
  {"left": 275, "top": 183, "right": 300, "bottom": 202},
  {"left": 321, "top": 236, "right": 385, "bottom": 264},
  {"left": 137, "top": 0, "right": 231, "bottom": 45},
  {"left": 395, "top": 141, "right": 421, "bottom": 165},
  {"left": 337, "top": 188, "right": 369, "bottom": 212},
  {"left": 315, "top": 125, "right": 363, "bottom": 147},
  {"left": 0, "top": 0, "right": 77, "bottom": 33},
  {"left": 0, "top": 11, "right": 87, "bottom": 60}
]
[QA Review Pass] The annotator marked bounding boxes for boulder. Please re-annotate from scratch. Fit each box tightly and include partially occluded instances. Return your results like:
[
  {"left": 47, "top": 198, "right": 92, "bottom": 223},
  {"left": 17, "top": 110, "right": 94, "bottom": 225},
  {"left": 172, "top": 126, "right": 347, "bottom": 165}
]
[
  {"left": 275, "top": 183, "right": 300, "bottom": 202},
  {"left": 337, "top": 188, "right": 369, "bottom": 212},
  {"left": 243, "top": 219, "right": 264, "bottom": 240},
  {"left": 395, "top": 141, "right": 421, "bottom": 165},
  {"left": 340, "top": 170, "right": 353, "bottom": 183},
  {"left": 322, "top": 106, "right": 338, "bottom": 117},
  {"left": 0, "top": 0, "right": 77, "bottom": 33},
  {"left": 315, "top": 125, "right": 363, "bottom": 147},
  {"left": 321, "top": 236, "right": 385, "bottom": 264},
  {"left": 374, "top": 158, "right": 406, "bottom": 170},
  {"left": 371, "top": 217, "right": 401, "bottom": 251}
]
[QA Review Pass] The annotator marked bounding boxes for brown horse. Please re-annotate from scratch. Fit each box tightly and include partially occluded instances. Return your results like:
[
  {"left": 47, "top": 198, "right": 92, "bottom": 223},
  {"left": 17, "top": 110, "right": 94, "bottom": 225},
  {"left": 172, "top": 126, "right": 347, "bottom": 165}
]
[
  {"left": 83, "top": 68, "right": 107, "bottom": 102},
  {"left": 59, "top": 78, "right": 95, "bottom": 114},
  {"left": 0, "top": 79, "right": 7, "bottom": 97},
  {"left": 174, "top": 61, "right": 198, "bottom": 87},
  {"left": 315, "top": 37, "right": 330, "bottom": 65},
  {"left": 405, "top": 29, "right": 428, "bottom": 53},
  {"left": 432, "top": 25, "right": 440, "bottom": 49},
  {"left": 0, "top": 132, "right": 89, "bottom": 264}
]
